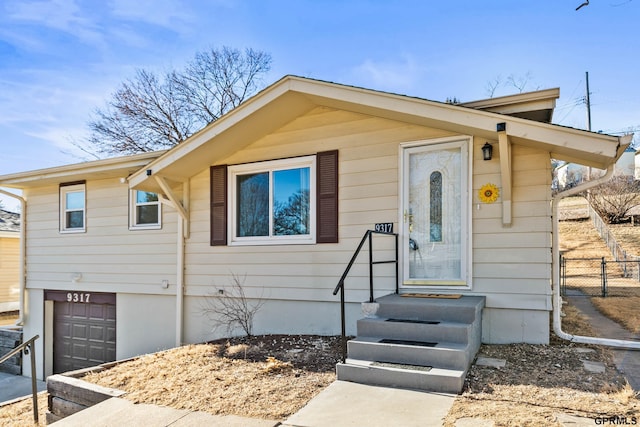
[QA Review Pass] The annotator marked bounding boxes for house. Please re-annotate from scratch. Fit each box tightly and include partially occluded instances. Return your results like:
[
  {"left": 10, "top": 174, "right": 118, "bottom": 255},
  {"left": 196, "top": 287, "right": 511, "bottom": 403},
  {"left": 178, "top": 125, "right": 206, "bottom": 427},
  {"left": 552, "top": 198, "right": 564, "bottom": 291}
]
[
  {"left": 0, "top": 76, "right": 629, "bottom": 382},
  {"left": 635, "top": 149, "right": 640, "bottom": 180},
  {"left": 617, "top": 145, "right": 636, "bottom": 177},
  {"left": 557, "top": 145, "right": 636, "bottom": 190},
  {"left": 0, "top": 209, "right": 20, "bottom": 313}
]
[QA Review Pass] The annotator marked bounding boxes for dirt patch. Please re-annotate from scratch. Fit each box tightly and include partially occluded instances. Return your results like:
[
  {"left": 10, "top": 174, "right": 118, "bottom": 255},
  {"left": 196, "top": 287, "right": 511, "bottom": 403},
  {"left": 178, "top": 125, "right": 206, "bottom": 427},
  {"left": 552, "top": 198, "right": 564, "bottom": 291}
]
[
  {"left": 560, "top": 219, "right": 615, "bottom": 259},
  {"left": 82, "top": 335, "right": 342, "bottom": 421},
  {"left": 444, "top": 306, "right": 638, "bottom": 427},
  {"left": 592, "top": 297, "right": 640, "bottom": 334},
  {"left": 609, "top": 222, "right": 640, "bottom": 256},
  {"left": 0, "top": 393, "right": 48, "bottom": 426}
]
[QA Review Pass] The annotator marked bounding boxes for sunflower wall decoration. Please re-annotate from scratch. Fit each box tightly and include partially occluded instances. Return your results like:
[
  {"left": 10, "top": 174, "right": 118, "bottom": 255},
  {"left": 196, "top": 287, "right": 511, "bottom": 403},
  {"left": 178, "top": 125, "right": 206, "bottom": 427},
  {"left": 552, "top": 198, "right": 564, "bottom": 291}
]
[{"left": 478, "top": 183, "right": 499, "bottom": 203}]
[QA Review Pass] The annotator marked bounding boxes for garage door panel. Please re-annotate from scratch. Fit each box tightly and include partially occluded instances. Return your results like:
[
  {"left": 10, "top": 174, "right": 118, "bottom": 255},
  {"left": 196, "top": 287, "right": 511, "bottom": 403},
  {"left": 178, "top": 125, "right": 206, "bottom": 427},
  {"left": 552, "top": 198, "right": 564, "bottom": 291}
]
[
  {"left": 106, "top": 326, "right": 116, "bottom": 343},
  {"left": 88, "top": 304, "right": 110, "bottom": 319},
  {"left": 56, "top": 321, "right": 71, "bottom": 338},
  {"left": 106, "top": 305, "right": 116, "bottom": 319},
  {"left": 71, "top": 303, "right": 88, "bottom": 317},
  {"left": 53, "top": 296, "right": 116, "bottom": 374},
  {"left": 72, "top": 324, "right": 88, "bottom": 339}
]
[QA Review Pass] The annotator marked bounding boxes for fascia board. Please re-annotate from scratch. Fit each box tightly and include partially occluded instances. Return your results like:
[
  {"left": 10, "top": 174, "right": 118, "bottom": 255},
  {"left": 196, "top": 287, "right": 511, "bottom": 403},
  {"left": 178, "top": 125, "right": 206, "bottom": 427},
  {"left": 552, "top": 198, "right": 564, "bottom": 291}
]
[
  {"left": 129, "top": 76, "right": 624, "bottom": 190},
  {"left": 0, "top": 151, "right": 164, "bottom": 189}
]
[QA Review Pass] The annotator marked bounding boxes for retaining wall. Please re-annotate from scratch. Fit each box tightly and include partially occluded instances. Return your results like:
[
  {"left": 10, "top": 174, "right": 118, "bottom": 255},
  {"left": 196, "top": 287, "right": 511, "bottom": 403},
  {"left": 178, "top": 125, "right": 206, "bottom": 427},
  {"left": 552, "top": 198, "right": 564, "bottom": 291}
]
[
  {"left": 0, "top": 327, "right": 22, "bottom": 374},
  {"left": 45, "top": 365, "right": 126, "bottom": 424}
]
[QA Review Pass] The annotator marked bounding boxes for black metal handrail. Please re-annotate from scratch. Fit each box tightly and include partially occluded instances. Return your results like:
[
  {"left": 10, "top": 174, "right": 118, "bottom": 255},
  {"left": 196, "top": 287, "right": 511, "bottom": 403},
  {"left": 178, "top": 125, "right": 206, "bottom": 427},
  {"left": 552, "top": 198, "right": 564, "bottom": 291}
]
[
  {"left": 0, "top": 334, "right": 40, "bottom": 423},
  {"left": 332, "top": 230, "right": 398, "bottom": 362}
]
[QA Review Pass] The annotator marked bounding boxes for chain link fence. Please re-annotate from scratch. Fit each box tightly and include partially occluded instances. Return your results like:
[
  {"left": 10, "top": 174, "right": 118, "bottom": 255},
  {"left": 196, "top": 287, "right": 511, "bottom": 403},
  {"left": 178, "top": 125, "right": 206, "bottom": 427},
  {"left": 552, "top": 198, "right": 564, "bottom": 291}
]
[{"left": 560, "top": 255, "right": 640, "bottom": 297}]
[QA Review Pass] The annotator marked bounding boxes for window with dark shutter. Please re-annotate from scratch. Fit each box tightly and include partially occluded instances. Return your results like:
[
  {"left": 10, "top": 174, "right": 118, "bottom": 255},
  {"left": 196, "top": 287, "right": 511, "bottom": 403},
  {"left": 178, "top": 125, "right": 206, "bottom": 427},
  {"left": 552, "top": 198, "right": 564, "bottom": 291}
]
[
  {"left": 210, "top": 150, "right": 338, "bottom": 246},
  {"left": 316, "top": 150, "right": 339, "bottom": 243},
  {"left": 210, "top": 165, "right": 227, "bottom": 246}
]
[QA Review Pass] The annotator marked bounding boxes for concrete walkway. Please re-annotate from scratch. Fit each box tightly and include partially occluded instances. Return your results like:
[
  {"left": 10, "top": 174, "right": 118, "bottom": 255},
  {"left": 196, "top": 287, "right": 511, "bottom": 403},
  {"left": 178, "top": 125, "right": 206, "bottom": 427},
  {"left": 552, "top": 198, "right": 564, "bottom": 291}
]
[
  {"left": 567, "top": 292, "right": 640, "bottom": 390},
  {"left": 282, "top": 380, "right": 455, "bottom": 427},
  {"left": 50, "top": 397, "right": 279, "bottom": 427},
  {"left": 0, "top": 371, "right": 46, "bottom": 405},
  {"left": 41, "top": 380, "right": 455, "bottom": 427}
]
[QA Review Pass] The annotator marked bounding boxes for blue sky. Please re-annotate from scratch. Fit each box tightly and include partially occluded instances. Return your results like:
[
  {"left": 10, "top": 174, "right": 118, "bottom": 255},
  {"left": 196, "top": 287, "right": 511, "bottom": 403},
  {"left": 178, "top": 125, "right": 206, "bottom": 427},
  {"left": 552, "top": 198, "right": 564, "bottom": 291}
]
[{"left": 0, "top": 0, "right": 639, "bottom": 210}]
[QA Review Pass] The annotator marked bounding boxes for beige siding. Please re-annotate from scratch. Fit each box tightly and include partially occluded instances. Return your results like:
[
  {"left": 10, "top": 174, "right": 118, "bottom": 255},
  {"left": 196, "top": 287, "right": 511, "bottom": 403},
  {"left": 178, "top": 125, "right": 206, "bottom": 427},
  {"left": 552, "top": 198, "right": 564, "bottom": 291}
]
[
  {"left": 0, "top": 235, "right": 20, "bottom": 305},
  {"left": 471, "top": 143, "right": 552, "bottom": 311},
  {"left": 185, "top": 107, "right": 451, "bottom": 301},
  {"left": 24, "top": 178, "right": 177, "bottom": 294},
  {"left": 22, "top": 106, "right": 555, "bottom": 320},
  {"left": 184, "top": 107, "right": 553, "bottom": 312}
]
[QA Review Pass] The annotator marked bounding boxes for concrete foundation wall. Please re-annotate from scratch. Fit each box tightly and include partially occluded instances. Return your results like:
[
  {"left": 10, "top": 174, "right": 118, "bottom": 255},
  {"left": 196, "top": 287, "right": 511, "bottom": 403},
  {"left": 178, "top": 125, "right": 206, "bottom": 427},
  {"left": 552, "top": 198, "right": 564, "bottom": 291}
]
[
  {"left": 481, "top": 307, "right": 550, "bottom": 344},
  {"left": 116, "top": 294, "right": 176, "bottom": 360},
  {"left": 182, "top": 297, "right": 361, "bottom": 344}
]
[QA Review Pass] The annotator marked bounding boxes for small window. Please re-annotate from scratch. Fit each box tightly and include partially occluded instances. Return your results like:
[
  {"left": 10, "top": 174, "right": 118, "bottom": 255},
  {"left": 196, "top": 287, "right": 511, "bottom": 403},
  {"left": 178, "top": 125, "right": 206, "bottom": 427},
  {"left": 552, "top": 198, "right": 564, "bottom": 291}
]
[
  {"left": 130, "top": 190, "right": 161, "bottom": 229},
  {"left": 60, "top": 183, "right": 86, "bottom": 233},
  {"left": 229, "top": 156, "right": 316, "bottom": 245},
  {"left": 429, "top": 171, "right": 442, "bottom": 242}
]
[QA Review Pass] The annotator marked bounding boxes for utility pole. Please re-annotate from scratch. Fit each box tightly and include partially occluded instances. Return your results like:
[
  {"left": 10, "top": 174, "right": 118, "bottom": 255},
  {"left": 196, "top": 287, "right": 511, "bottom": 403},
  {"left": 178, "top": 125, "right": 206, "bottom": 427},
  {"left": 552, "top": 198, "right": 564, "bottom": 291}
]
[
  {"left": 585, "top": 71, "right": 592, "bottom": 182},
  {"left": 585, "top": 71, "right": 592, "bottom": 131}
]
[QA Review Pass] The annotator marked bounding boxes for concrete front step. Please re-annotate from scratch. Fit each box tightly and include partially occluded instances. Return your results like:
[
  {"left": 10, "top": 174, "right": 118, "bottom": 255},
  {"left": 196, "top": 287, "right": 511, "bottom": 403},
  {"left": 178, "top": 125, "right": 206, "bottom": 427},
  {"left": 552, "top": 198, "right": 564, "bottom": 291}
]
[
  {"left": 347, "top": 336, "right": 471, "bottom": 371},
  {"left": 373, "top": 294, "right": 485, "bottom": 324},
  {"left": 356, "top": 317, "right": 473, "bottom": 344},
  {"left": 336, "top": 358, "right": 465, "bottom": 394},
  {"left": 336, "top": 293, "right": 485, "bottom": 394}
]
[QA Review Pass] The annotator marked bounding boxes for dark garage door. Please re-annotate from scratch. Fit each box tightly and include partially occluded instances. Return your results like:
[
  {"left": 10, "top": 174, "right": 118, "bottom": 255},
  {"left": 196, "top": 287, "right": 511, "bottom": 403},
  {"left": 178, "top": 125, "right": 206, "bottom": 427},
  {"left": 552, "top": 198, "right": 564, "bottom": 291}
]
[{"left": 48, "top": 291, "right": 116, "bottom": 374}]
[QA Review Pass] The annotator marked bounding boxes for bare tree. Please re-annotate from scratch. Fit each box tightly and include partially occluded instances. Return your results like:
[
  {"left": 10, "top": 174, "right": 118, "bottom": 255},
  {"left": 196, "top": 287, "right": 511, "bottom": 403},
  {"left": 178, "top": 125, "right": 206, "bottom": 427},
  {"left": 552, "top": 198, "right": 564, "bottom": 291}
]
[
  {"left": 485, "top": 75, "right": 503, "bottom": 98},
  {"left": 175, "top": 47, "right": 271, "bottom": 124},
  {"left": 87, "top": 69, "right": 192, "bottom": 155},
  {"left": 485, "top": 72, "right": 539, "bottom": 98},
  {"left": 506, "top": 72, "right": 537, "bottom": 93},
  {"left": 587, "top": 176, "right": 640, "bottom": 223},
  {"left": 83, "top": 46, "right": 272, "bottom": 156},
  {"left": 202, "top": 273, "right": 265, "bottom": 337}
]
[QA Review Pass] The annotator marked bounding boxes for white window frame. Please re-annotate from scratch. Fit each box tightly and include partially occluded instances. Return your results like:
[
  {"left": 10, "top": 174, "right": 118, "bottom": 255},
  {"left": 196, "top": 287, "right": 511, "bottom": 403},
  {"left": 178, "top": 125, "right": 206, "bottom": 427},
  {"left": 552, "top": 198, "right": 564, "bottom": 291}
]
[
  {"left": 60, "top": 183, "right": 86, "bottom": 233},
  {"left": 129, "top": 190, "right": 162, "bottom": 230},
  {"left": 228, "top": 156, "right": 316, "bottom": 246}
]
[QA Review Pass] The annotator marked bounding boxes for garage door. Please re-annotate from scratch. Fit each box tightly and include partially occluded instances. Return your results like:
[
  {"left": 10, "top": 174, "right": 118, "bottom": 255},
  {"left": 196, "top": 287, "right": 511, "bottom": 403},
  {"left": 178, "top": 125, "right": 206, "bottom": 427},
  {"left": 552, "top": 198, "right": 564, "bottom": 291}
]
[{"left": 47, "top": 291, "right": 116, "bottom": 374}]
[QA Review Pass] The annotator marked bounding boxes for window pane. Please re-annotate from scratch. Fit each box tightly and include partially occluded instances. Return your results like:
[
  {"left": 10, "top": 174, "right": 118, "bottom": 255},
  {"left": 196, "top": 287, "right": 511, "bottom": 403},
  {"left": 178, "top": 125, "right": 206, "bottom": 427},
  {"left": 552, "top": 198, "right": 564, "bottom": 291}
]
[
  {"left": 273, "top": 167, "right": 310, "bottom": 236},
  {"left": 137, "top": 205, "right": 159, "bottom": 225},
  {"left": 237, "top": 172, "right": 269, "bottom": 237},
  {"left": 429, "top": 171, "right": 442, "bottom": 242},
  {"left": 66, "top": 191, "right": 84, "bottom": 210},
  {"left": 66, "top": 211, "right": 84, "bottom": 229},
  {"left": 136, "top": 191, "right": 158, "bottom": 203}
]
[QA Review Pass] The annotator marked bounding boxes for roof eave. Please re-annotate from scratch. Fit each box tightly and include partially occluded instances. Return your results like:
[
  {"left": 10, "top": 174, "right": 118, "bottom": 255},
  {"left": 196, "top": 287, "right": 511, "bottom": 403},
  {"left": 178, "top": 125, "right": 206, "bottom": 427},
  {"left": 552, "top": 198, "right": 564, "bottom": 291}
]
[
  {"left": 0, "top": 151, "right": 165, "bottom": 189},
  {"left": 126, "top": 76, "right": 624, "bottom": 191}
]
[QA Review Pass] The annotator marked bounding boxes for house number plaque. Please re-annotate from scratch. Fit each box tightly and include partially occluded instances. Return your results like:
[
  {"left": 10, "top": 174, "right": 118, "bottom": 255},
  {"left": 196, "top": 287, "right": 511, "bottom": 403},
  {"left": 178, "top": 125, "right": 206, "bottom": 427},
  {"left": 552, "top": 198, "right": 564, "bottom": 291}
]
[
  {"left": 45, "top": 290, "right": 116, "bottom": 305},
  {"left": 67, "top": 292, "right": 91, "bottom": 303},
  {"left": 374, "top": 223, "right": 394, "bottom": 233}
]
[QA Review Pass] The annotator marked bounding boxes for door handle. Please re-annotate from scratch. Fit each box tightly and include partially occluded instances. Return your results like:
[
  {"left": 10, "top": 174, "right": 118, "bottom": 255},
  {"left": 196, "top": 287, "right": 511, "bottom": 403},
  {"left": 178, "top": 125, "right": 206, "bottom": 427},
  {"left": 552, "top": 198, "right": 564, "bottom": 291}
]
[{"left": 404, "top": 210, "right": 414, "bottom": 232}]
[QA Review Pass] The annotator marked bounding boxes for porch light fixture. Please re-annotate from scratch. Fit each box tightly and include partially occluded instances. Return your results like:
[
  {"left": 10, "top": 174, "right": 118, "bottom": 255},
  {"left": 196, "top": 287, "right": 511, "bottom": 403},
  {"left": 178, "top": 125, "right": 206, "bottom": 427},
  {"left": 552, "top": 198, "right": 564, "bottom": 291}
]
[{"left": 482, "top": 143, "right": 493, "bottom": 161}]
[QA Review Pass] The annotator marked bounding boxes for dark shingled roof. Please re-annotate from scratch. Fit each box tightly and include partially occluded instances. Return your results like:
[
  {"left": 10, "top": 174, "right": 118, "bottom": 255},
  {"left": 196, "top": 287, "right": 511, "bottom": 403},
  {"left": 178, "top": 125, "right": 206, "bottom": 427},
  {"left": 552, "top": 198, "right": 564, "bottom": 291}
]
[{"left": 0, "top": 209, "right": 20, "bottom": 233}]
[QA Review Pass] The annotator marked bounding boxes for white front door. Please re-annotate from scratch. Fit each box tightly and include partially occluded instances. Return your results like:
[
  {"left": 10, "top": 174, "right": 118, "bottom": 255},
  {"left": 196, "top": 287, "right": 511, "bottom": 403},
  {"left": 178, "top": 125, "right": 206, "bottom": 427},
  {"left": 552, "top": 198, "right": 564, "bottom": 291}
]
[{"left": 402, "top": 139, "right": 469, "bottom": 286}]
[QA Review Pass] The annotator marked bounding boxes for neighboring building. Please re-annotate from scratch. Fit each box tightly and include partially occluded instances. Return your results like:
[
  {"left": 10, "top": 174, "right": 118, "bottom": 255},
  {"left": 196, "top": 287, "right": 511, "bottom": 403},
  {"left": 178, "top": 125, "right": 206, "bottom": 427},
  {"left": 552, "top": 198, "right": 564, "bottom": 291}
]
[
  {"left": 0, "top": 209, "right": 20, "bottom": 313},
  {"left": 0, "top": 76, "right": 629, "bottom": 380},
  {"left": 558, "top": 146, "right": 636, "bottom": 190},
  {"left": 635, "top": 149, "right": 640, "bottom": 180},
  {"left": 617, "top": 145, "right": 636, "bottom": 177}
]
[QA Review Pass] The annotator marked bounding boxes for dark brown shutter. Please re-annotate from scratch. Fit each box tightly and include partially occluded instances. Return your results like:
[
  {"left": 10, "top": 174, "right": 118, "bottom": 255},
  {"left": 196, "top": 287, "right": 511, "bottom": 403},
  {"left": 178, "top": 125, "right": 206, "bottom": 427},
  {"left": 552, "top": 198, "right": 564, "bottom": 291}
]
[
  {"left": 316, "top": 150, "right": 338, "bottom": 243},
  {"left": 210, "top": 165, "right": 228, "bottom": 246}
]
